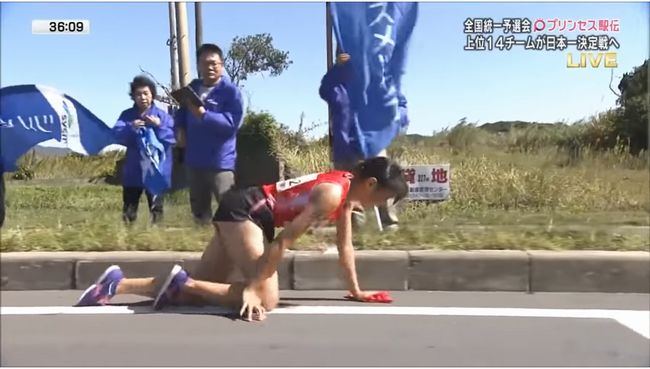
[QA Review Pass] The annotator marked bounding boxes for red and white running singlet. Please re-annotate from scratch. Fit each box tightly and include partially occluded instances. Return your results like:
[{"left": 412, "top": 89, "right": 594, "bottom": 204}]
[{"left": 261, "top": 170, "right": 353, "bottom": 226}]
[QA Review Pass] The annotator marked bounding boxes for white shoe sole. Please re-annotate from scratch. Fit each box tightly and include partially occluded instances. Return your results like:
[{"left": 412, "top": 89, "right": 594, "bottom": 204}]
[
  {"left": 75, "top": 265, "right": 121, "bottom": 306},
  {"left": 152, "top": 264, "right": 183, "bottom": 310}
]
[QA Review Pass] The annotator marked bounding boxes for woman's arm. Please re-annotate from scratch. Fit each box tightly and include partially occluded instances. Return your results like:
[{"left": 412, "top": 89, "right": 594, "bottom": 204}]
[
  {"left": 112, "top": 112, "right": 137, "bottom": 146},
  {"left": 334, "top": 202, "right": 382, "bottom": 301},
  {"left": 252, "top": 182, "right": 343, "bottom": 285},
  {"left": 334, "top": 201, "right": 362, "bottom": 295}
]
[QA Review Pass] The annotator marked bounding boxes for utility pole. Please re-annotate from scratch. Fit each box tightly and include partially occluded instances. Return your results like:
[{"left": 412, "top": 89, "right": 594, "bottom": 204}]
[
  {"left": 168, "top": 2, "right": 180, "bottom": 90},
  {"left": 195, "top": 3, "right": 203, "bottom": 50},
  {"left": 326, "top": 2, "right": 334, "bottom": 70},
  {"left": 325, "top": 2, "right": 334, "bottom": 165},
  {"left": 195, "top": 2, "right": 203, "bottom": 79},
  {"left": 171, "top": 2, "right": 192, "bottom": 191},
  {"left": 175, "top": 2, "right": 192, "bottom": 87}
]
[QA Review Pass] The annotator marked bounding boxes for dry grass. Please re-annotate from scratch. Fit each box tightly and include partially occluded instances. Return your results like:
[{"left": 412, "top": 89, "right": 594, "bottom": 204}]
[{"left": 3, "top": 120, "right": 649, "bottom": 252}]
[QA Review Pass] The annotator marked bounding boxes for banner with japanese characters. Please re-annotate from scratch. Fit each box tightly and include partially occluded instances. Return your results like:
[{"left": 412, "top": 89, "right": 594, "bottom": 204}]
[
  {"left": 402, "top": 164, "right": 451, "bottom": 201},
  {"left": 329, "top": 2, "right": 418, "bottom": 159},
  {"left": 462, "top": 17, "right": 621, "bottom": 69}
]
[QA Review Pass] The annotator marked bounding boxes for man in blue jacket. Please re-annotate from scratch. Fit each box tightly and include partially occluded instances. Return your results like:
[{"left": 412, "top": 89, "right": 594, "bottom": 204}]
[
  {"left": 113, "top": 76, "right": 176, "bottom": 224},
  {"left": 174, "top": 43, "right": 244, "bottom": 224}
]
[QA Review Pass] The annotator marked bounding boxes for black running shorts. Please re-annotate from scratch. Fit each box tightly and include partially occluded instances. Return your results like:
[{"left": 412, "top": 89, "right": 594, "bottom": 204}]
[{"left": 212, "top": 186, "right": 276, "bottom": 243}]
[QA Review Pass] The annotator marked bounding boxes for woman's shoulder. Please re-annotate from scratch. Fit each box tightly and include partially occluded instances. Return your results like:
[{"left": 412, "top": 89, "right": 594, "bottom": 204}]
[
  {"left": 151, "top": 104, "right": 172, "bottom": 117},
  {"left": 320, "top": 169, "right": 353, "bottom": 181},
  {"left": 311, "top": 180, "right": 346, "bottom": 211}
]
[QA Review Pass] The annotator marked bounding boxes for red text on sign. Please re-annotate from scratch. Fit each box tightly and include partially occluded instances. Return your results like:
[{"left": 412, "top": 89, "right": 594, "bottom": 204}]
[
  {"left": 431, "top": 168, "right": 448, "bottom": 183},
  {"left": 403, "top": 168, "right": 416, "bottom": 184}
]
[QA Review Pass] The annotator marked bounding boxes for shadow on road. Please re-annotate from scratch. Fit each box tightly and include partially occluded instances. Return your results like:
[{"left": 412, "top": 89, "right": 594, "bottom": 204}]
[{"left": 104, "top": 298, "right": 310, "bottom": 321}]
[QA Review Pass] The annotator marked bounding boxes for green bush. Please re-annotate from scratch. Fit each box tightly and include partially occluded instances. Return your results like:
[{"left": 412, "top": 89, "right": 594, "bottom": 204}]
[
  {"left": 616, "top": 60, "right": 648, "bottom": 154},
  {"left": 237, "top": 110, "right": 283, "bottom": 158},
  {"left": 236, "top": 110, "right": 329, "bottom": 177}
]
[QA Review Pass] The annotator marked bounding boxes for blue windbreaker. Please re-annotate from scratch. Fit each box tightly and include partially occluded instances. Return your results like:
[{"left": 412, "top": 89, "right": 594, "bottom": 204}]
[
  {"left": 174, "top": 76, "right": 244, "bottom": 171},
  {"left": 112, "top": 104, "right": 176, "bottom": 188}
]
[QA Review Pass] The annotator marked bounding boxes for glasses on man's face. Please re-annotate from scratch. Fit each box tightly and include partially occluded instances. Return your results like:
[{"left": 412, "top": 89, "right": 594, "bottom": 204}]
[{"left": 202, "top": 60, "right": 223, "bottom": 67}]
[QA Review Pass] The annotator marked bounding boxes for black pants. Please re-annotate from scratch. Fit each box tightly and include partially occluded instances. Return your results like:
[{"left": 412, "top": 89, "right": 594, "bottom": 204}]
[
  {"left": 122, "top": 186, "right": 164, "bottom": 224},
  {"left": 0, "top": 175, "right": 5, "bottom": 228},
  {"left": 212, "top": 187, "right": 276, "bottom": 243}
]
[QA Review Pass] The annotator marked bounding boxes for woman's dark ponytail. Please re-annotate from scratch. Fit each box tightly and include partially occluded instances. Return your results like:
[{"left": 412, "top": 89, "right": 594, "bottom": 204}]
[{"left": 352, "top": 157, "right": 409, "bottom": 203}]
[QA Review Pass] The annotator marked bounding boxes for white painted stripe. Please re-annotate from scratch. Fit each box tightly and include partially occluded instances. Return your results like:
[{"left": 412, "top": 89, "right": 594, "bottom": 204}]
[
  {"left": 0, "top": 305, "right": 233, "bottom": 316},
  {"left": 2, "top": 305, "right": 648, "bottom": 339},
  {"left": 613, "top": 312, "right": 650, "bottom": 340},
  {"left": 1, "top": 305, "right": 137, "bottom": 315}
]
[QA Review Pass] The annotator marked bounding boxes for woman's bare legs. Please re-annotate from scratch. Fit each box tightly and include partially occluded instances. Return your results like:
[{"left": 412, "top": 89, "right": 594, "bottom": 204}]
[
  {"left": 219, "top": 219, "right": 279, "bottom": 310},
  {"left": 76, "top": 230, "right": 233, "bottom": 306},
  {"left": 172, "top": 229, "right": 235, "bottom": 305},
  {"left": 115, "top": 277, "right": 158, "bottom": 297},
  {"left": 77, "top": 221, "right": 279, "bottom": 317},
  {"left": 111, "top": 228, "right": 236, "bottom": 301},
  {"left": 176, "top": 220, "right": 279, "bottom": 310}
]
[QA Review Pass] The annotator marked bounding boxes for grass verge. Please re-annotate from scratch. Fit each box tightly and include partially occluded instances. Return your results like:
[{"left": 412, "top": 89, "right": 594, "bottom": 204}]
[
  {"left": 4, "top": 118, "right": 649, "bottom": 252},
  {"left": 2, "top": 183, "right": 648, "bottom": 253}
]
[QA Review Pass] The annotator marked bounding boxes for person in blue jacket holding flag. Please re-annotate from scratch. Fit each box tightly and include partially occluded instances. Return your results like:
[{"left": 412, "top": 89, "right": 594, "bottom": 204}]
[
  {"left": 319, "top": 52, "right": 409, "bottom": 230},
  {"left": 112, "top": 76, "right": 176, "bottom": 224}
]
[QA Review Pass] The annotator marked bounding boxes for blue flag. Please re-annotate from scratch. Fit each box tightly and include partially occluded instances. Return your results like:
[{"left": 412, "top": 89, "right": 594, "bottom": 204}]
[
  {"left": 0, "top": 85, "right": 115, "bottom": 172},
  {"left": 329, "top": 2, "right": 418, "bottom": 158},
  {"left": 136, "top": 127, "right": 169, "bottom": 196},
  {"left": 1, "top": 85, "right": 63, "bottom": 172}
]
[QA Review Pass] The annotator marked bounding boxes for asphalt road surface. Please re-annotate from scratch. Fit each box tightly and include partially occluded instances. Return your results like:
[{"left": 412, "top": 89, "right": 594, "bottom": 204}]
[{"left": 1, "top": 290, "right": 649, "bottom": 366}]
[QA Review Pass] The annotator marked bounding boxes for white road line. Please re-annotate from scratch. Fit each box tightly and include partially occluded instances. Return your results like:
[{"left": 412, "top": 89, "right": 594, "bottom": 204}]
[{"left": 2, "top": 305, "right": 648, "bottom": 339}]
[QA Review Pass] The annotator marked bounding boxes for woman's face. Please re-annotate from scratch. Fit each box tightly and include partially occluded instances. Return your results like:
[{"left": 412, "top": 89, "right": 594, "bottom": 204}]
[
  {"left": 354, "top": 177, "right": 395, "bottom": 208},
  {"left": 132, "top": 86, "right": 153, "bottom": 111}
]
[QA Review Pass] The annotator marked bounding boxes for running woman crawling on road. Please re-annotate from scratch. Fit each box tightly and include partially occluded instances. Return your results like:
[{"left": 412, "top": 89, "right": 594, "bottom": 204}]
[{"left": 76, "top": 156, "right": 409, "bottom": 322}]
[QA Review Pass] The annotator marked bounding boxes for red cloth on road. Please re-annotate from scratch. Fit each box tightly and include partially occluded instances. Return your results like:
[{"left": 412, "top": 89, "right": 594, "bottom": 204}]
[{"left": 344, "top": 291, "right": 393, "bottom": 303}]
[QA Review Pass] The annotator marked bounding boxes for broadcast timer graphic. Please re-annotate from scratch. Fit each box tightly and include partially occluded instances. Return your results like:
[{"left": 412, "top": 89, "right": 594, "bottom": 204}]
[
  {"left": 463, "top": 17, "right": 621, "bottom": 69},
  {"left": 31, "top": 20, "right": 91, "bottom": 34}
]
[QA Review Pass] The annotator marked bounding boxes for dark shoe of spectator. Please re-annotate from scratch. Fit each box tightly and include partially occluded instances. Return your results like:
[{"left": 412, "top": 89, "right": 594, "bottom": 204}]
[
  {"left": 193, "top": 215, "right": 212, "bottom": 227},
  {"left": 151, "top": 211, "right": 163, "bottom": 225},
  {"left": 382, "top": 221, "right": 399, "bottom": 231},
  {"left": 351, "top": 208, "right": 366, "bottom": 230},
  {"left": 122, "top": 208, "right": 138, "bottom": 225},
  {"left": 378, "top": 203, "right": 399, "bottom": 231}
]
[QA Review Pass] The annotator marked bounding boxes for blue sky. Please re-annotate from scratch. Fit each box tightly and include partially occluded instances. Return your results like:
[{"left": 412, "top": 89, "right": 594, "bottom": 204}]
[{"left": 1, "top": 1, "right": 648, "bottom": 139}]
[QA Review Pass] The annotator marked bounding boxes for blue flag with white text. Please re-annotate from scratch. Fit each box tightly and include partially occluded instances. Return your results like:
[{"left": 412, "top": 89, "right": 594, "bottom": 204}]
[
  {"left": 137, "top": 127, "right": 169, "bottom": 196},
  {"left": 0, "top": 85, "right": 115, "bottom": 172},
  {"left": 329, "top": 2, "right": 418, "bottom": 158}
]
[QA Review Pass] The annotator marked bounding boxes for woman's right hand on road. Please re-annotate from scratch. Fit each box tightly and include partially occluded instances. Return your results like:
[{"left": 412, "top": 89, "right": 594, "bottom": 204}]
[
  {"left": 240, "top": 285, "right": 266, "bottom": 322},
  {"left": 346, "top": 290, "right": 393, "bottom": 303}
]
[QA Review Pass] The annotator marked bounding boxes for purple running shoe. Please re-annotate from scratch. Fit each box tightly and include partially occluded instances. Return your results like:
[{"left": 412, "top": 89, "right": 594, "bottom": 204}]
[
  {"left": 153, "top": 264, "right": 189, "bottom": 310},
  {"left": 76, "top": 265, "right": 124, "bottom": 306}
]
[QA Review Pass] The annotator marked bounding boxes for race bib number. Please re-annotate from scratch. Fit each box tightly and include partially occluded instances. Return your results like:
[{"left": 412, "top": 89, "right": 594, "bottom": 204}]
[{"left": 275, "top": 173, "right": 319, "bottom": 192}]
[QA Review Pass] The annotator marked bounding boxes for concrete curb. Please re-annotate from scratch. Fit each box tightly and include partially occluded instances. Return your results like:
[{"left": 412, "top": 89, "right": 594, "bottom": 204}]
[{"left": 1, "top": 250, "right": 648, "bottom": 293}]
